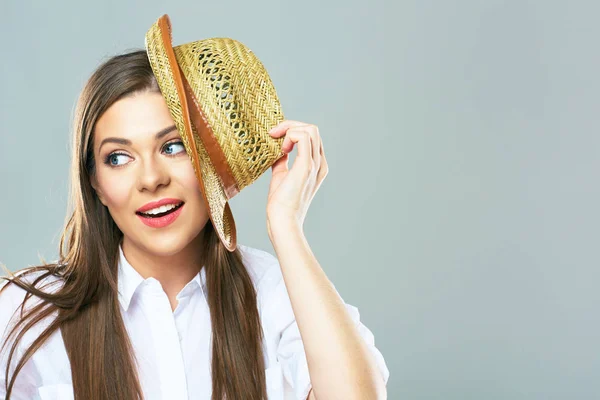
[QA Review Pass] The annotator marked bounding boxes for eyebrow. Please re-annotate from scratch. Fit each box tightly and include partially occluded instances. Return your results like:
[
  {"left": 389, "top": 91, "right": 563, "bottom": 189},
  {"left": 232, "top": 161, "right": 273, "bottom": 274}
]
[{"left": 98, "top": 124, "right": 178, "bottom": 152}]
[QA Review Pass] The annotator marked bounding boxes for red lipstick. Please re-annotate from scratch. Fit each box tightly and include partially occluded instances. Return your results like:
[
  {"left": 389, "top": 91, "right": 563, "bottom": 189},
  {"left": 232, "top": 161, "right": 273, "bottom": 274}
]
[
  {"left": 136, "top": 198, "right": 184, "bottom": 228},
  {"left": 137, "top": 198, "right": 183, "bottom": 213}
]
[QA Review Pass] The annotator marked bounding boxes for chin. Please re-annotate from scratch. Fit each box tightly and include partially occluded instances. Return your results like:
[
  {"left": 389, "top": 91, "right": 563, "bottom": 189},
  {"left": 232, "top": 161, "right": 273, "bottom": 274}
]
[
  {"left": 141, "top": 226, "right": 206, "bottom": 255},
  {"left": 120, "top": 211, "right": 208, "bottom": 253}
]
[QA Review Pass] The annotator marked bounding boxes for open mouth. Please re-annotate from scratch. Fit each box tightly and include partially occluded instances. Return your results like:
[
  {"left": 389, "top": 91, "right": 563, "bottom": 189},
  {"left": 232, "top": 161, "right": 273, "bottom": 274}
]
[{"left": 136, "top": 202, "right": 184, "bottom": 219}]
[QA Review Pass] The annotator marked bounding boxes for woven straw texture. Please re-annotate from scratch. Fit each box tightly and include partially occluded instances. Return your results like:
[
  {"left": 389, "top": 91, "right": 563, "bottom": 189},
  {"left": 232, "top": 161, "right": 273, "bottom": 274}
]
[
  {"left": 174, "top": 39, "right": 285, "bottom": 189},
  {"left": 144, "top": 15, "right": 285, "bottom": 251}
]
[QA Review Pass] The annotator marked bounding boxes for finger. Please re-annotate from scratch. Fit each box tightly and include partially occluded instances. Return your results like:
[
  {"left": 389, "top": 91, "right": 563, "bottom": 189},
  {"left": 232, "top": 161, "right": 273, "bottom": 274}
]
[
  {"left": 310, "top": 136, "right": 328, "bottom": 201},
  {"left": 317, "top": 135, "right": 327, "bottom": 181},
  {"left": 280, "top": 124, "right": 319, "bottom": 156},
  {"left": 281, "top": 129, "right": 313, "bottom": 173},
  {"left": 289, "top": 125, "right": 320, "bottom": 171},
  {"left": 280, "top": 128, "right": 311, "bottom": 157},
  {"left": 272, "top": 122, "right": 321, "bottom": 174},
  {"left": 271, "top": 152, "right": 289, "bottom": 175},
  {"left": 308, "top": 125, "right": 321, "bottom": 170},
  {"left": 268, "top": 120, "right": 312, "bottom": 138}
]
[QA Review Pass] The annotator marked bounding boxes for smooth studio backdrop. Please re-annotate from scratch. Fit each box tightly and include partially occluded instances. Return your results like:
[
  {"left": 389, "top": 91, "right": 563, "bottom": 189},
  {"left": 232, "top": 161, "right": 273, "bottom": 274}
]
[{"left": 1, "top": 1, "right": 598, "bottom": 399}]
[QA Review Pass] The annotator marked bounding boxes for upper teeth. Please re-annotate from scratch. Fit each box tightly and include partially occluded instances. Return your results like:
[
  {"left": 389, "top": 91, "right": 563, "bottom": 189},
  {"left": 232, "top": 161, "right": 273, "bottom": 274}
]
[{"left": 141, "top": 203, "right": 181, "bottom": 215}]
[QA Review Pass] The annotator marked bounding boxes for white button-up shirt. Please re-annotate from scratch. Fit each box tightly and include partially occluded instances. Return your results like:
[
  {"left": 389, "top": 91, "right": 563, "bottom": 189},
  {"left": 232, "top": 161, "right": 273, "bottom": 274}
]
[{"left": 0, "top": 243, "right": 389, "bottom": 399}]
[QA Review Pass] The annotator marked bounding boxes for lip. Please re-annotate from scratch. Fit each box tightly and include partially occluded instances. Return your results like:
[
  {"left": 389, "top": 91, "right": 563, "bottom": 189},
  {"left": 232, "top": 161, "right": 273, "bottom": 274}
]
[
  {"left": 136, "top": 202, "right": 184, "bottom": 228},
  {"left": 137, "top": 198, "right": 183, "bottom": 213}
]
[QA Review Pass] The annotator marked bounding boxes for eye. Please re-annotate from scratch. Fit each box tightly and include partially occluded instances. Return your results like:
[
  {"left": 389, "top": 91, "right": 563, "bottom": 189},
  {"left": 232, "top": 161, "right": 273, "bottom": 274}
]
[
  {"left": 103, "top": 140, "right": 186, "bottom": 169},
  {"left": 104, "top": 152, "right": 129, "bottom": 167},
  {"left": 163, "top": 140, "right": 185, "bottom": 155}
]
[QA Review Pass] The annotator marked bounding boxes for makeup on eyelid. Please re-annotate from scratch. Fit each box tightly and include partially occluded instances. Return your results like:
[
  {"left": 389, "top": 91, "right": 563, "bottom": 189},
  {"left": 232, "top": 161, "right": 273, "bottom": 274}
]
[{"left": 103, "top": 140, "right": 185, "bottom": 167}]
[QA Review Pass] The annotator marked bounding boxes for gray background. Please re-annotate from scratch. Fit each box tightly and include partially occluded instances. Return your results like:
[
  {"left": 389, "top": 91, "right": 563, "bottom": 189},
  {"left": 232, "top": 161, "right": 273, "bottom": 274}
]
[{"left": 1, "top": 0, "right": 598, "bottom": 398}]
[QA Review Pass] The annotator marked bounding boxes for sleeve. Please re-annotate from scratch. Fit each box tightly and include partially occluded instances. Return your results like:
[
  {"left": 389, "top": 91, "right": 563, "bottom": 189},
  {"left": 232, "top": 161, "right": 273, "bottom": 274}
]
[
  {"left": 270, "top": 275, "right": 390, "bottom": 400},
  {"left": 0, "top": 277, "right": 43, "bottom": 400}
]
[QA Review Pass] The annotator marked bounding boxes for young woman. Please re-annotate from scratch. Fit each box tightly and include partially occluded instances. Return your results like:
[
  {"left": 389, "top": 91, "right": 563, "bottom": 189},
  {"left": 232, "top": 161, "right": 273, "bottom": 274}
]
[{"left": 0, "top": 49, "right": 389, "bottom": 400}]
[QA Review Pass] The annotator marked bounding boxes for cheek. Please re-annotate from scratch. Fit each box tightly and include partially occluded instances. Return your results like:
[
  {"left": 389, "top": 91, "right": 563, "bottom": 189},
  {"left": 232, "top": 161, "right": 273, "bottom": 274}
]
[
  {"left": 180, "top": 163, "right": 202, "bottom": 193},
  {"left": 179, "top": 164, "right": 209, "bottom": 216},
  {"left": 97, "top": 173, "right": 133, "bottom": 210}
]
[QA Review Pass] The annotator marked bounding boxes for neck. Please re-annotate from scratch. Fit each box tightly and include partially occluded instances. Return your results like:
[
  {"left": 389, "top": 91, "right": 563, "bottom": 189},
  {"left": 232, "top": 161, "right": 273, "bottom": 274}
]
[{"left": 120, "top": 234, "right": 204, "bottom": 303}]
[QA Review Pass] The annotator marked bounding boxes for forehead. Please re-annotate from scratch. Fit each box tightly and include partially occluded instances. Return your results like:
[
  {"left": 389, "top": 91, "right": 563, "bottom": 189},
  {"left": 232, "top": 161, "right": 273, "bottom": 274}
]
[{"left": 94, "top": 91, "right": 175, "bottom": 144}]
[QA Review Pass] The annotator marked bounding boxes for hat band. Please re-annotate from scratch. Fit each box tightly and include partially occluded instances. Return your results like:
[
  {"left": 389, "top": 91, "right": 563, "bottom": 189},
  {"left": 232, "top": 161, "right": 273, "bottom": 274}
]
[
  {"left": 181, "top": 70, "right": 240, "bottom": 200},
  {"left": 150, "top": 14, "right": 238, "bottom": 251}
]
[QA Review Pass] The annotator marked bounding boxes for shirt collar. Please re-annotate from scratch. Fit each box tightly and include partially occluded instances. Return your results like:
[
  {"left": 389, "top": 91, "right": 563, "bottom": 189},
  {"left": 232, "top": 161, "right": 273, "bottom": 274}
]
[{"left": 117, "top": 243, "right": 206, "bottom": 312}]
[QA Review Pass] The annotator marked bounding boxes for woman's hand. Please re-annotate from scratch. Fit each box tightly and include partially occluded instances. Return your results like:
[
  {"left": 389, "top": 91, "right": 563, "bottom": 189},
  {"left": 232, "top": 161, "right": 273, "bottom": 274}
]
[{"left": 266, "top": 120, "right": 328, "bottom": 237}]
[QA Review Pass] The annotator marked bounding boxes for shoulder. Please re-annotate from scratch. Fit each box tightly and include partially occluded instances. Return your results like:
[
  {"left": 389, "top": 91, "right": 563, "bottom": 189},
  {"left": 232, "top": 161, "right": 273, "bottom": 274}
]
[
  {"left": 0, "top": 268, "right": 63, "bottom": 301},
  {"left": 237, "top": 243, "right": 284, "bottom": 298},
  {"left": 238, "top": 243, "right": 278, "bottom": 268},
  {"left": 0, "top": 269, "right": 67, "bottom": 393},
  {"left": 237, "top": 243, "right": 282, "bottom": 283},
  {"left": 0, "top": 268, "right": 63, "bottom": 332}
]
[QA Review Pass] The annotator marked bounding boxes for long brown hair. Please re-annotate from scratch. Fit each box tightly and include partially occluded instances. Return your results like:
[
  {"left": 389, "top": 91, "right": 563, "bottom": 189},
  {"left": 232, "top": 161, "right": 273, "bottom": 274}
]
[{"left": 0, "top": 49, "right": 267, "bottom": 399}]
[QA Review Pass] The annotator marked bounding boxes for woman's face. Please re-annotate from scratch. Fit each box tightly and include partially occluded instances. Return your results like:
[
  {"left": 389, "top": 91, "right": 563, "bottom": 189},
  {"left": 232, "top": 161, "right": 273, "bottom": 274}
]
[{"left": 91, "top": 91, "right": 209, "bottom": 256}]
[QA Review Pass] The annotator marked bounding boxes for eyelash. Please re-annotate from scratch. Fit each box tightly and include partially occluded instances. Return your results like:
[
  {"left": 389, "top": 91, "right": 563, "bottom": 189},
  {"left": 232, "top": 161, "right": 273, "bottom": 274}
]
[{"left": 103, "top": 140, "right": 185, "bottom": 168}]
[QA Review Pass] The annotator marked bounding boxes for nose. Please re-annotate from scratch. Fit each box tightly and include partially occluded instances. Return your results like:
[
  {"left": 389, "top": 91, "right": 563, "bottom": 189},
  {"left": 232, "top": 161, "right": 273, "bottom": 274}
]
[{"left": 136, "top": 156, "right": 170, "bottom": 192}]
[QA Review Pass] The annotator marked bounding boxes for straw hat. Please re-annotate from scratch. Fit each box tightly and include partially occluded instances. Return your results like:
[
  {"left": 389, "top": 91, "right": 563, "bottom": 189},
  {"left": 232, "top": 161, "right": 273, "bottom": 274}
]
[{"left": 144, "top": 14, "right": 285, "bottom": 252}]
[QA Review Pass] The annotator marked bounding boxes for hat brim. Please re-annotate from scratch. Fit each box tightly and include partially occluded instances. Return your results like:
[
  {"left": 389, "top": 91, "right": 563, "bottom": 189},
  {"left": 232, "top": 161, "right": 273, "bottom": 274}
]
[{"left": 145, "top": 14, "right": 237, "bottom": 252}]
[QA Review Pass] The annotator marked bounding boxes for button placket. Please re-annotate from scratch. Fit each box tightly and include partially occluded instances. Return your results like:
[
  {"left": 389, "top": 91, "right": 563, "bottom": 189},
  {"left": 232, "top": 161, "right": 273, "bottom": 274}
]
[{"left": 142, "top": 283, "right": 189, "bottom": 400}]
